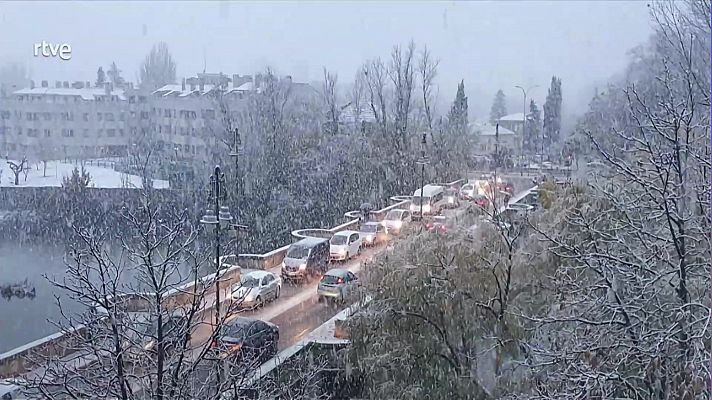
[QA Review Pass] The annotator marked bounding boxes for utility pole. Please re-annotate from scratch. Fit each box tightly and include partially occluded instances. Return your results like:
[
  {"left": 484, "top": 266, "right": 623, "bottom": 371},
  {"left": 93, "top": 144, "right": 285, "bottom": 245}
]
[
  {"left": 515, "top": 84, "right": 539, "bottom": 174},
  {"left": 494, "top": 123, "right": 499, "bottom": 216}
]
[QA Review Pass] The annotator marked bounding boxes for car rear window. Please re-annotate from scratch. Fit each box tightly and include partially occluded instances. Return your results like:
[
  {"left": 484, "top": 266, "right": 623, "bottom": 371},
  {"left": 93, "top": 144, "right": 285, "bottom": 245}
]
[{"left": 321, "top": 274, "right": 342, "bottom": 284}]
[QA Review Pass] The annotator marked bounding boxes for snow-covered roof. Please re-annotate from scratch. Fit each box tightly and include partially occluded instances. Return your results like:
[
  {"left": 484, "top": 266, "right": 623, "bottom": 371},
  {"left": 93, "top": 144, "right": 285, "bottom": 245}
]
[
  {"left": 339, "top": 103, "right": 377, "bottom": 124},
  {"left": 13, "top": 87, "right": 126, "bottom": 101},
  {"left": 473, "top": 122, "right": 516, "bottom": 136},
  {"left": 499, "top": 113, "right": 525, "bottom": 122},
  {"left": 0, "top": 160, "right": 169, "bottom": 189}
]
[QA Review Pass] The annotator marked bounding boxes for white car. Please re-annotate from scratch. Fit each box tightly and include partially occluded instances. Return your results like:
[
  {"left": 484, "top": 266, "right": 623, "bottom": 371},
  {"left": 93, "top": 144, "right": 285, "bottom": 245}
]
[
  {"left": 460, "top": 183, "right": 477, "bottom": 200},
  {"left": 231, "top": 270, "right": 281, "bottom": 309},
  {"left": 381, "top": 209, "right": 411, "bottom": 234},
  {"left": 329, "top": 230, "right": 362, "bottom": 261}
]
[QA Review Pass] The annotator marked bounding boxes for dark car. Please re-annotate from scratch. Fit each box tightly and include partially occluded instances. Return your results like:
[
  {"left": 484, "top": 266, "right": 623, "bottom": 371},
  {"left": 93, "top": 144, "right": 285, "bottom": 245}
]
[
  {"left": 125, "top": 315, "right": 191, "bottom": 363},
  {"left": 212, "top": 317, "right": 279, "bottom": 365},
  {"left": 281, "top": 237, "right": 330, "bottom": 282}
]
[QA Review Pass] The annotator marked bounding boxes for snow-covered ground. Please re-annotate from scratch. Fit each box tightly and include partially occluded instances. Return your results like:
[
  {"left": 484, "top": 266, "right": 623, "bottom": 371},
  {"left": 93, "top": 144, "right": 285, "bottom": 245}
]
[{"left": 0, "top": 160, "right": 169, "bottom": 189}]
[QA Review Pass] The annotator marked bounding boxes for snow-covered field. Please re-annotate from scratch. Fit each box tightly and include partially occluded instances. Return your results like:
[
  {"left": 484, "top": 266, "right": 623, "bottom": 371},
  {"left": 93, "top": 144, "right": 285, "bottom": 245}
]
[{"left": 0, "top": 160, "right": 169, "bottom": 189}]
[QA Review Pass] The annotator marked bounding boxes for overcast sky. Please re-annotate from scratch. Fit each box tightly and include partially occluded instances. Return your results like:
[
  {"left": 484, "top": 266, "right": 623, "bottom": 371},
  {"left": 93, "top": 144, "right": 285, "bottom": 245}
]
[{"left": 0, "top": 1, "right": 653, "bottom": 117}]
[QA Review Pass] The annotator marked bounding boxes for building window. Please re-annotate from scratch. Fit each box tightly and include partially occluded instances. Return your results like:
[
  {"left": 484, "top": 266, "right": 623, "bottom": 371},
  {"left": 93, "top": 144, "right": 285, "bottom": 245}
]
[
  {"left": 83, "top": 113, "right": 89, "bottom": 121},
  {"left": 0, "top": 111, "right": 10, "bottom": 120},
  {"left": 119, "top": 112, "right": 125, "bottom": 121},
  {"left": 107, "top": 129, "right": 116, "bottom": 137},
  {"left": 164, "top": 109, "right": 171, "bottom": 117},
  {"left": 105, "top": 113, "right": 114, "bottom": 121},
  {"left": 44, "top": 129, "right": 51, "bottom": 137},
  {"left": 84, "top": 129, "right": 89, "bottom": 137},
  {"left": 130, "top": 111, "right": 136, "bottom": 119},
  {"left": 119, "top": 129, "right": 125, "bottom": 136},
  {"left": 25, "top": 113, "right": 32, "bottom": 121},
  {"left": 43, "top": 112, "right": 52, "bottom": 121},
  {"left": 140, "top": 111, "right": 149, "bottom": 120},
  {"left": 98, "top": 129, "right": 103, "bottom": 137},
  {"left": 97, "top": 113, "right": 103, "bottom": 121},
  {"left": 16, "top": 127, "right": 22, "bottom": 135}
]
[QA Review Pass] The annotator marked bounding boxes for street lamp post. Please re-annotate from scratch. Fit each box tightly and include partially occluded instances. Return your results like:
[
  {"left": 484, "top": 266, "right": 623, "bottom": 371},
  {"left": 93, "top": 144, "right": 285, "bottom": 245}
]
[
  {"left": 416, "top": 133, "right": 429, "bottom": 223},
  {"left": 515, "top": 84, "right": 539, "bottom": 174},
  {"left": 229, "top": 128, "right": 243, "bottom": 257},
  {"left": 200, "top": 166, "right": 233, "bottom": 390}
]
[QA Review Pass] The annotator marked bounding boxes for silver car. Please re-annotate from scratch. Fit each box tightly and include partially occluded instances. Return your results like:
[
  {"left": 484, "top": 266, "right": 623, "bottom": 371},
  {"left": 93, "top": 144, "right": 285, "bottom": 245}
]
[
  {"left": 381, "top": 209, "right": 411, "bottom": 235},
  {"left": 317, "top": 268, "right": 359, "bottom": 303},
  {"left": 231, "top": 270, "right": 282, "bottom": 309}
]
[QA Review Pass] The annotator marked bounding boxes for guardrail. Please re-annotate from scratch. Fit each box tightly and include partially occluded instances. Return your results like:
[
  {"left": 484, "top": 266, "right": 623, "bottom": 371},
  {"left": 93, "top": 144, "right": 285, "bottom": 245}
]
[{"left": 0, "top": 178, "right": 461, "bottom": 379}]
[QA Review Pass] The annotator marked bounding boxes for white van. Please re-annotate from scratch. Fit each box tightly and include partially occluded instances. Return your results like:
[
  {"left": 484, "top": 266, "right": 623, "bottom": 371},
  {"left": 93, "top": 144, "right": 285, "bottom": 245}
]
[{"left": 410, "top": 185, "right": 445, "bottom": 218}]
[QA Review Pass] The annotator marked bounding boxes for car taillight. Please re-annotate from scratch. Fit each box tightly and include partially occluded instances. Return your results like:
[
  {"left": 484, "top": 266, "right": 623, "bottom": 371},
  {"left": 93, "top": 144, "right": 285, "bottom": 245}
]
[
  {"left": 337, "top": 277, "right": 344, "bottom": 284},
  {"left": 211, "top": 339, "right": 218, "bottom": 348}
]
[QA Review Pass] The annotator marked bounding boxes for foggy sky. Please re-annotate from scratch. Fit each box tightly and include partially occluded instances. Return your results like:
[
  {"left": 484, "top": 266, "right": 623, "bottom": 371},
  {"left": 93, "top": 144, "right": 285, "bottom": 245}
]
[{"left": 0, "top": 1, "right": 652, "bottom": 117}]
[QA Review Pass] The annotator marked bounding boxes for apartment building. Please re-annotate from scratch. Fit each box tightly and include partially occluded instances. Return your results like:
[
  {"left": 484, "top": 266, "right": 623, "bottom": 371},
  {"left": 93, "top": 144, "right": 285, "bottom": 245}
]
[{"left": 0, "top": 73, "right": 318, "bottom": 166}]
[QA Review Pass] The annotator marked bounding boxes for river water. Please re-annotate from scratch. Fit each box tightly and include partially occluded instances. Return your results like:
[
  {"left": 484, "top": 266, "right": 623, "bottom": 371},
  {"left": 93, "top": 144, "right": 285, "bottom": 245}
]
[{"left": 0, "top": 241, "right": 207, "bottom": 354}]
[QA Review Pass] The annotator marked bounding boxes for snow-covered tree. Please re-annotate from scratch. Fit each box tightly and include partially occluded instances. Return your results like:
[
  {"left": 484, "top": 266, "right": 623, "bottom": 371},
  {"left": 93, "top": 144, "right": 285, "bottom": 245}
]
[
  {"left": 542, "top": 76, "right": 562, "bottom": 154},
  {"left": 107, "top": 62, "right": 125, "bottom": 86},
  {"left": 95, "top": 67, "right": 106, "bottom": 87},
  {"left": 489, "top": 89, "right": 507, "bottom": 124},
  {"left": 447, "top": 80, "right": 468, "bottom": 137},
  {"left": 524, "top": 100, "right": 541, "bottom": 154},
  {"left": 140, "top": 42, "right": 177, "bottom": 90}
]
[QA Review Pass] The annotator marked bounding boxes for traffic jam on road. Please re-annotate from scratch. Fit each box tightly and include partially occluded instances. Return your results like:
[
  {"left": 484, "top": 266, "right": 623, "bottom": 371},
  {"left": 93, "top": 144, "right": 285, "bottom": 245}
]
[
  {"left": 0, "top": 177, "right": 527, "bottom": 398},
  {"left": 210, "top": 176, "right": 521, "bottom": 367}
]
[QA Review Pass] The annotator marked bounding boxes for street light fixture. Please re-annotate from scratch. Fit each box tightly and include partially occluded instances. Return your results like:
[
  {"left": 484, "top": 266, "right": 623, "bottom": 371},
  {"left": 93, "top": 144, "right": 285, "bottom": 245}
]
[
  {"left": 515, "top": 84, "right": 539, "bottom": 173},
  {"left": 416, "top": 133, "right": 429, "bottom": 223}
]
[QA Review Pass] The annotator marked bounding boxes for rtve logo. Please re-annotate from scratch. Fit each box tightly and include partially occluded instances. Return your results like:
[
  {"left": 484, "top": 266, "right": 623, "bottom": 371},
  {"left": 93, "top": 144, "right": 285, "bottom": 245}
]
[{"left": 33, "top": 41, "right": 72, "bottom": 61}]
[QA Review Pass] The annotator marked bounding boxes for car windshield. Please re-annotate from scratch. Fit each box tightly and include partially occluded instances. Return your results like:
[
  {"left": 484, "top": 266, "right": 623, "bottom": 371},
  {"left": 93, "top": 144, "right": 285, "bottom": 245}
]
[
  {"left": 240, "top": 276, "right": 259, "bottom": 288},
  {"left": 412, "top": 196, "right": 429, "bottom": 205},
  {"left": 361, "top": 224, "right": 377, "bottom": 233},
  {"left": 321, "top": 274, "right": 343, "bottom": 284},
  {"left": 385, "top": 210, "right": 402, "bottom": 220},
  {"left": 142, "top": 318, "right": 181, "bottom": 337},
  {"left": 286, "top": 245, "right": 310, "bottom": 259},
  {"left": 224, "top": 321, "right": 251, "bottom": 340},
  {"left": 330, "top": 235, "right": 347, "bottom": 245}
]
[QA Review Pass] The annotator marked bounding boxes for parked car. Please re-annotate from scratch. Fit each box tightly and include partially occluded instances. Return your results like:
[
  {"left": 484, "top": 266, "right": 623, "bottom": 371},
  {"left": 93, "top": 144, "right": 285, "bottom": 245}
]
[
  {"left": 281, "top": 237, "right": 330, "bottom": 282},
  {"left": 410, "top": 185, "right": 446, "bottom": 218},
  {"left": 329, "top": 230, "right": 362, "bottom": 261},
  {"left": 212, "top": 317, "right": 279, "bottom": 365},
  {"left": 231, "top": 270, "right": 281, "bottom": 309},
  {"left": 125, "top": 314, "right": 191, "bottom": 363},
  {"left": 443, "top": 188, "right": 460, "bottom": 208},
  {"left": 317, "top": 268, "right": 359, "bottom": 303},
  {"left": 460, "top": 183, "right": 477, "bottom": 200},
  {"left": 381, "top": 209, "right": 411, "bottom": 234},
  {"left": 542, "top": 161, "right": 553, "bottom": 169},
  {"left": 360, "top": 222, "right": 387, "bottom": 246},
  {"left": 0, "top": 379, "right": 39, "bottom": 400}
]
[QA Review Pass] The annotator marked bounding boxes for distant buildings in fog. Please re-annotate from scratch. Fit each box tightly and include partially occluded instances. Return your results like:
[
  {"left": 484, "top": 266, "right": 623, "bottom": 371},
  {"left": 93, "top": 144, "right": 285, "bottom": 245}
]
[{"left": 0, "top": 73, "right": 317, "bottom": 167}]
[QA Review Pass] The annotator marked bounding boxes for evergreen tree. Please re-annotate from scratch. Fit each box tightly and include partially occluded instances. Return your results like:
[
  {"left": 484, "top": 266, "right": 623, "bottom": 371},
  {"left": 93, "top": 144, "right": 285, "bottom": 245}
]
[
  {"left": 140, "top": 42, "right": 177, "bottom": 90},
  {"left": 543, "top": 76, "right": 562, "bottom": 152},
  {"left": 525, "top": 100, "right": 542, "bottom": 154},
  {"left": 489, "top": 89, "right": 507, "bottom": 124},
  {"left": 62, "top": 167, "right": 91, "bottom": 193},
  {"left": 96, "top": 67, "right": 105, "bottom": 87},
  {"left": 447, "top": 80, "right": 468, "bottom": 135},
  {"left": 107, "top": 62, "right": 125, "bottom": 86}
]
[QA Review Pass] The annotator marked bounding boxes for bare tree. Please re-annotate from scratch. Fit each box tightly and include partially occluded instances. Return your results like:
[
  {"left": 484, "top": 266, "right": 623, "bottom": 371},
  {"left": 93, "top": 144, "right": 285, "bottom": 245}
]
[
  {"left": 418, "top": 45, "right": 439, "bottom": 134},
  {"left": 7, "top": 157, "right": 27, "bottom": 185},
  {"left": 321, "top": 67, "right": 340, "bottom": 136},
  {"left": 388, "top": 40, "right": 417, "bottom": 153},
  {"left": 518, "top": 2, "right": 711, "bottom": 397}
]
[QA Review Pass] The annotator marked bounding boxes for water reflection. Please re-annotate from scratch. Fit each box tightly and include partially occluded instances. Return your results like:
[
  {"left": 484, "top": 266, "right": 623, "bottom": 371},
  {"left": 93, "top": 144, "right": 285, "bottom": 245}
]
[{"left": 0, "top": 241, "right": 203, "bottom": 353}]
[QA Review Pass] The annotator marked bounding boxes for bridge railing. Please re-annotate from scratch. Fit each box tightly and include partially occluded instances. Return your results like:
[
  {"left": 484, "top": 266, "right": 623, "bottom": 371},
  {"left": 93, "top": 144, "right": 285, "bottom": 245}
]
[{"left": 0, "top": 179, "right": 463, "bottom": 379}]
